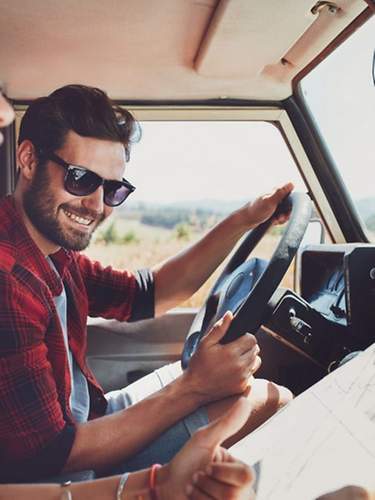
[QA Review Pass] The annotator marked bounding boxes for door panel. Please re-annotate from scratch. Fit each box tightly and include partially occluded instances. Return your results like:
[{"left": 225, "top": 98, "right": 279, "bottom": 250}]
[
  {"left": 87, "top": 308, "right": 323, "bottom": 394},
  {"left": 86, "top": 310, "right": 194, "bottom": 392}
]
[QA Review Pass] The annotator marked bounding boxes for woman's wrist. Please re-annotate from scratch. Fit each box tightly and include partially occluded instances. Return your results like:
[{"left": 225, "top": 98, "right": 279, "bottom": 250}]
[
  {"left": 154, "top": 464, "right": 173, "bottom": 500},
  {"left": 122, "top": 464, "right": 171, "bottom": 500}
]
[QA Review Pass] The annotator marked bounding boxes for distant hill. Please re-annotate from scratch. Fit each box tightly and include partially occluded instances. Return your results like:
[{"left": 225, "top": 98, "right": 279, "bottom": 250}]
[
  {"left": 117, "top": 199, "right": 247, "bottom": 230},
  {"left": 355, "top": 197, "right": 375, "bottom": 223},
  {"left": 122, "top": 198, "right": 247, "bottom": 215},
  {"left": 119, "top": 196, "right": 375, "bottom": 232}
]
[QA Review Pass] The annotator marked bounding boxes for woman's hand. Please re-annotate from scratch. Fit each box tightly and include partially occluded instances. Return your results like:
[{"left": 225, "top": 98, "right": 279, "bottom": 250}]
[
  {"left": 316, "top": 486, "right": 375, "bottom": 500},
  {"left": 157, "top": 398, "right": 256, "bottom": 500},
  {"left": 187, "top": 449, "right": 255, "bottom": 499}
]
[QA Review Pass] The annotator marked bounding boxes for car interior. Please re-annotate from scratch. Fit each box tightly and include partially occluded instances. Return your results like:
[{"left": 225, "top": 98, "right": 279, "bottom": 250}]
[{"left": 0, "top": 0, "right": 374, "bottom": 474}]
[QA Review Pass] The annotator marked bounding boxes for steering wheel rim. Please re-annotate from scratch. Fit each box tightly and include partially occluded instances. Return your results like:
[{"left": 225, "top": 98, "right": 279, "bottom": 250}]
[{"left": 181, "top": 192, "right": 312, "bottom": 368}]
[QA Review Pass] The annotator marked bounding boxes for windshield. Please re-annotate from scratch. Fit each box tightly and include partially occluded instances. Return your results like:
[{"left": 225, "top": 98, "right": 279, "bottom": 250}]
[
  {"left": 299, "top": 16, "right": 375, "bottom": 240},
  {"left": 83, "top": 120, "right": 316, "bottom": 307}
]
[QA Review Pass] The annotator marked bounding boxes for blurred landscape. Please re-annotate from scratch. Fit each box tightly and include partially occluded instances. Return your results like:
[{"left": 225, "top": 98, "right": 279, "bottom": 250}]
[
  {"left": 83, "top": 200, "right": 293, "bottom": 309},
  {"left": 83, "top": 196, "right": 375, "bottom": 309},
  {"left": 356, "top": 196, "right": 375, "bottom": 237}
]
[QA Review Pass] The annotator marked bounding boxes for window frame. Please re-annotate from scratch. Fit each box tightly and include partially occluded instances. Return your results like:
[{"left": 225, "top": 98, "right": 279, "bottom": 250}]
[
  {"left": 290, "top": 8, "right": 374, "bottom": 243},
  {"left": 123, "top": 105, "right": 344, "bottom": 243},
  {"left": 14, "top": 104, "right": 344, "bottom": 242}
]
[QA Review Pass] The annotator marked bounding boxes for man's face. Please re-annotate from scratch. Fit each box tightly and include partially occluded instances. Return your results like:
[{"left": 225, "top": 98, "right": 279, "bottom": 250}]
[
  {"left": 0, "top": 93, "right": 15, "bottom": 145},
  {"left": 23, "top": 130, "right": 126, "bottom": 251}
]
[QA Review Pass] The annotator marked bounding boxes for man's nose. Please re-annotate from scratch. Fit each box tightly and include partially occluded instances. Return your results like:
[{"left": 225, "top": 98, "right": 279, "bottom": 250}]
[{"left": 82, "top": 185, "right": 105, "bottom": 214}]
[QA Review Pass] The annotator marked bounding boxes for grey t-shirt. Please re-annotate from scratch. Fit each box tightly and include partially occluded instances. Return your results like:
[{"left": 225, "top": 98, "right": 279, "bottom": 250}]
[
  {"left": 46, "top": 258, "right": 155, "bottom": 423},
  {"left": 47, "top": 257, "right": 90, "bottom": 423}
]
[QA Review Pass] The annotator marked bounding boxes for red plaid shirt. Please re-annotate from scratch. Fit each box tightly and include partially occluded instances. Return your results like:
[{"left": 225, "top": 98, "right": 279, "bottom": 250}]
[{"left": 0, "top": 196, "right": 153, "bottom": 481}]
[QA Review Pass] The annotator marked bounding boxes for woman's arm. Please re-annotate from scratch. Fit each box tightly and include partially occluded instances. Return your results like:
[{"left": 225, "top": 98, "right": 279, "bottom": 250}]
[
  {"left": 0, "top": 471, "right": 151, "bottom": 500},
  {"left": 0, "top": 398, "right": 255, "bottom": 500}
]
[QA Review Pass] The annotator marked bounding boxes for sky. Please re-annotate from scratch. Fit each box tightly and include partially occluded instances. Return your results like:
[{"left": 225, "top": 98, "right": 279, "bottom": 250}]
[
  {"left": 301, "top": 16, "right": 374, "bottom": 200},
  {"left": 127, "top": 121, "right": 306, "bottom": 205}
]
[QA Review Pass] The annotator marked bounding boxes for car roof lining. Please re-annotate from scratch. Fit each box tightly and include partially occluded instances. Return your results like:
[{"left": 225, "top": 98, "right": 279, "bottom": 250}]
[{"left": 0, "top": 0, "right": 369, "bottom": 101}]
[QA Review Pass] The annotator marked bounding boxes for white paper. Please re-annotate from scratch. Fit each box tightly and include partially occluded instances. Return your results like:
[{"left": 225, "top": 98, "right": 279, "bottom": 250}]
[{"left": 230, "top": 344, "right": 375, "bottom": 500}]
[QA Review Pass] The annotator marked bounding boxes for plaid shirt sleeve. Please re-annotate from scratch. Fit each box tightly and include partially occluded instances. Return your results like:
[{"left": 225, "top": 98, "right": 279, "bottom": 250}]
[
  {"left": 0, "top": 268, "right": 76, "bottom": 482},
  {"left": 77, "top": 253, "right": 155, "bottom": 321}
]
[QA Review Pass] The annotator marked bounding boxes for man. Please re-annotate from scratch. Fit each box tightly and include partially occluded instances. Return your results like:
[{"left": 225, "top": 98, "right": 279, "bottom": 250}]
[
  {"left": 0, "top": 87, "right": 258, "bottom": 500},
  {"left": 0, "top": 84, "right": 293, "bottom": 483}
]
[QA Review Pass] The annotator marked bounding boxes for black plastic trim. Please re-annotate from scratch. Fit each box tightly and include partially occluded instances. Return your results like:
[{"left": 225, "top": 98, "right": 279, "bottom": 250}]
[
  {"left": 282, "top": 96, "right": 368, "bottom": 243},
  {"left": 0, "top": 121, "right": 17, "bottom": 196},
  {"left": 13, "top": 98, "right": 281, "bottom": 108}
]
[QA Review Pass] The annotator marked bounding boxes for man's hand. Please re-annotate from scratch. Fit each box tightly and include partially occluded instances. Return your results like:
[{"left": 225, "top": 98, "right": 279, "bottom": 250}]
[
  {"left": 237, "top": 182, "right": 294, "bottom": 229},
  {"left": 157, "top": 398, "right": 256, "bottom": 500},
  {"left": 183, "top": 311, "right": 261, "bottom": 405}
]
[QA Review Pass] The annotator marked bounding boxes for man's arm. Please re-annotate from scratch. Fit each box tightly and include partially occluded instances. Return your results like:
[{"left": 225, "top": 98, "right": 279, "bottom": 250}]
[
  {"left": 0, "top": 270, "right": 77, "bottom": 482},
  {"left": 153, "top": 183, "right": 293, "bottom": 315},
  {"left": 64, "top": 313, "right": 259, "bottom": 472},
  {"left": 0, "top": 269, "right": 258, "bottom": 478},
  {"left": 64, "top": 371, "right": 201, "bottom": 472}
]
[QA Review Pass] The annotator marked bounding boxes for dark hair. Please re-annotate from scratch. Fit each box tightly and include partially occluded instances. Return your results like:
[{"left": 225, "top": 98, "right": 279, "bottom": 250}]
[{"left": 18, "top": 84, "right": 141, "bottom": 161}]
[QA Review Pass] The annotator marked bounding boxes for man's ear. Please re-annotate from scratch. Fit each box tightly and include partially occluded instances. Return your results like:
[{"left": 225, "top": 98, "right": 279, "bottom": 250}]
[{"left": 17, "top": 140, "right": 38, "bottom": 181}]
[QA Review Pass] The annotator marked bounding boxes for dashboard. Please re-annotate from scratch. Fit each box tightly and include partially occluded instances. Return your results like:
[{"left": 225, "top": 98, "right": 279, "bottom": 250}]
[{"left": 266, "top": 244, "right": 375, "bottom": 370}]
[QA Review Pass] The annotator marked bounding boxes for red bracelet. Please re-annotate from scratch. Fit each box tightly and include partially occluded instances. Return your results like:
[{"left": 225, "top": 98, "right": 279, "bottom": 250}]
[{"left": 149, "top": 463, "right": 162, "bottom": 500}]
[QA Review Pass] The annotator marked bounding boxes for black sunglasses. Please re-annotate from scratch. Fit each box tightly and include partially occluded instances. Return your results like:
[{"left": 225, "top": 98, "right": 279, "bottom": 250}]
[{"left": 44, "top": 151, "right": 136, "bottom": 207}]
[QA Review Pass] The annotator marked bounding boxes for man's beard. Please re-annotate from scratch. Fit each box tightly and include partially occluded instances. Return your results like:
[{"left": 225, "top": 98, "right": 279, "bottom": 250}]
[{"left": 23, "top": 166, "right": 105, "bottom": 251}]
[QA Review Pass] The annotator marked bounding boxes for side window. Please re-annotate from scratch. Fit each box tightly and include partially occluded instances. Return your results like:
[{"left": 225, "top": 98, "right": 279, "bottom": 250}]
[
  {"left": 299, "top": 17, "right": 374, "bottom": 241},
  {"left": 84, "top": 120, "right": 322, "bottom": 307}
]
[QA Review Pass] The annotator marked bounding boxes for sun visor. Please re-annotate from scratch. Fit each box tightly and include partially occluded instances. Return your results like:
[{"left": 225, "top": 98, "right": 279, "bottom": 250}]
[
  {"left": 194, "top": 0, "right": 367, "bottom": 80},
  {"left": 262, "top": 0, "right": 367, "bottom": 83},
  {"left": 194, "top": 0, "right": 317, "bottom": 78}
]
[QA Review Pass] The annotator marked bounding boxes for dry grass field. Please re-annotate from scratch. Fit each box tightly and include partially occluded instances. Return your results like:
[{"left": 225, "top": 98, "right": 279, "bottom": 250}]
[{"left": 83, "top": 217, "right": 295, "bottom": 309}]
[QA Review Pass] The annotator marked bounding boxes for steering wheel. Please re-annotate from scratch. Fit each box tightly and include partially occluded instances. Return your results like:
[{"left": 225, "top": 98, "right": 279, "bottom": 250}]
[{"left": 181, "top": 192, "right": 312, "bottom": 369}]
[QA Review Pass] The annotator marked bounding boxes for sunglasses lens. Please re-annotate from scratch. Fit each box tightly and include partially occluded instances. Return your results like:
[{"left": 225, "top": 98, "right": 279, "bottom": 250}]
[
  {"left": 66, "top": 168, "right": 101, "bottom": 196},
  {"left": 104, "top": 181, "right": 132, "bottom": 207},
  {"left": 63, "top": 162, "right": 134, "bottom": 207}
]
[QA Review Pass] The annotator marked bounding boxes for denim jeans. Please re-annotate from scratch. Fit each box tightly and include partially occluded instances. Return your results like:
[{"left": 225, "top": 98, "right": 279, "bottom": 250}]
[{"left": 103, "top": 361, "right": 208, "bottom": 473}]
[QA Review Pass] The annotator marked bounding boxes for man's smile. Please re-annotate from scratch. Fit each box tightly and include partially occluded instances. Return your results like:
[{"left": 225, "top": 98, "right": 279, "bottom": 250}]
[{"left": 62, "top": 208, "right": 96, "bottom": 228}]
